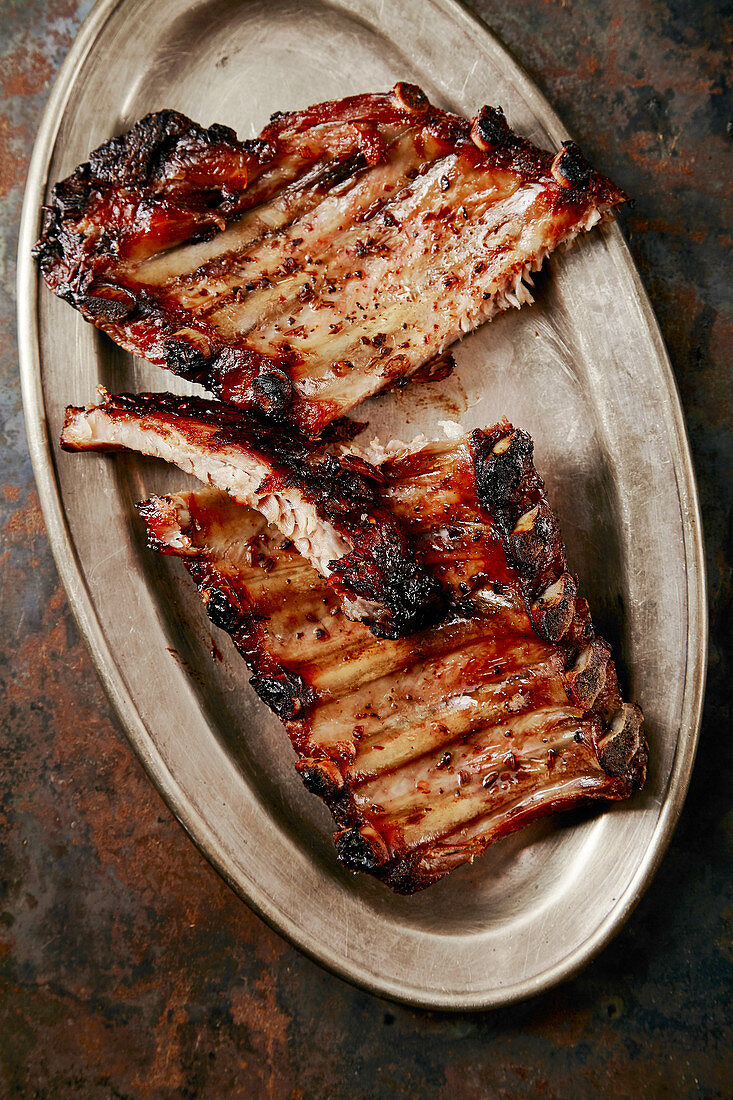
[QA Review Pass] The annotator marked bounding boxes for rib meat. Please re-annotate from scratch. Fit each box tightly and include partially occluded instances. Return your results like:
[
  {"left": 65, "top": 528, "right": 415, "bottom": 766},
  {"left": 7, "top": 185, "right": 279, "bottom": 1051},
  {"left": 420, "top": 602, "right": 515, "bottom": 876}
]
[
  {"left": 35, "top": 86, "right": 626, "bottom": 434},
  {"left": 138, "top": 421, "right": 646, "bottom": 893},
  {"left": 60, "top": 390, "right": 440, "bottom": 636}
]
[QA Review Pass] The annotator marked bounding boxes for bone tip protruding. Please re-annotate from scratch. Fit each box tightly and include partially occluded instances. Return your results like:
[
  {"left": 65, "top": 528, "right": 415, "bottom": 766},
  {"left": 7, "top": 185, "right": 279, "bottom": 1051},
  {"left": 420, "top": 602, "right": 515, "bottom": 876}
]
[
  {"left": 510, "top": 502, "right": 554, "bottom": 569},
  {"left": 335, "top": 824, "right": 390, "bottom": 872},
  {"left": 491, "top": 430, "right": 515, "bottom": 455},
  {"left": 597, "top": 702, "right": 645, "bottom": 778},
  {"left": 296, "top": 757, "right": 346, "bottom": 800},
  {"left": 392, "top": 82, "right": 429, "bottom": 113},
  {"left": 470, "top": 105, "right": 511, "bottom": 152},
  {"left": 565, "top": 640, "right": 611, "bottom": 709},
  {"left": 531, "top": 572, "right": 577, "bottom": 642},
  {"left": 60, "top": 402, "right": 93, "bottom": 448},
  {"left": 512, "top": 504, "right": 540, "bottom": 535},
  {"left": 551, "top": 140, "right": 591, "bottom": 190}
]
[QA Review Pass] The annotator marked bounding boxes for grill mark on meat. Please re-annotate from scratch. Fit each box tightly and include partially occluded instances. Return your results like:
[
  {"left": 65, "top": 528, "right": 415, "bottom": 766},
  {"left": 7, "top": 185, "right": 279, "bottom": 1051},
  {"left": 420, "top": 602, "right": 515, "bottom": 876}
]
[
  {"left": 136, "top": 420, "right": 646, "bottom": 893},
  {"left": 162, "top": 134, "right": 416, "bottom": 320},
  {"left": 35, "top": 87, "right": 627, "bottom": 435}
]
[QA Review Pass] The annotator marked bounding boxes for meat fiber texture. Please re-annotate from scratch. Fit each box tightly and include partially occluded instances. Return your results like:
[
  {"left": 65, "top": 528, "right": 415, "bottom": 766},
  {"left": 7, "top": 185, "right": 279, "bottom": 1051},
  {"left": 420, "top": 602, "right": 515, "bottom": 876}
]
[
  {"left": 137, "top": 421, "right": 646, "bottom": 893},
  {"left": 60, "top": 390, "right": 441, "bottom": 638},
  {"left": 35, "top": 84, "right": 626, "bottom": 435}
]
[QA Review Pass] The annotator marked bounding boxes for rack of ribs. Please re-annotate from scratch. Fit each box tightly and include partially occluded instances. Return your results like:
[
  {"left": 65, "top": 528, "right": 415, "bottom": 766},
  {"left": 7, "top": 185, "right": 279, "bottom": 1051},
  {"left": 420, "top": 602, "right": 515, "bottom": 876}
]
[
  {"left": 136, "top": 420, "right": 646, "bottom": 893},
  {"left": 36, "top": 85, "right": 626, "bottom": 435}
]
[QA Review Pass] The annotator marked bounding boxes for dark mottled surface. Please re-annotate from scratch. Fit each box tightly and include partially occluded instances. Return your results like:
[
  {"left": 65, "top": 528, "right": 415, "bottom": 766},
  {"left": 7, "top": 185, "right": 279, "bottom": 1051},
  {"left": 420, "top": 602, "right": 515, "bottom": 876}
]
[{"left": 1, "top": 0, "right": 731, "bottom": 1096}]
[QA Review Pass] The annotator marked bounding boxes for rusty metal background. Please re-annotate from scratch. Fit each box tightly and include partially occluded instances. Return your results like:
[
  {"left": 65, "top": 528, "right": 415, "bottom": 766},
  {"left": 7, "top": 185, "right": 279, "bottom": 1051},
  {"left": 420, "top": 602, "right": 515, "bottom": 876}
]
[{"left": 1, "top": 0, "right": 730, "bottom": 1091}]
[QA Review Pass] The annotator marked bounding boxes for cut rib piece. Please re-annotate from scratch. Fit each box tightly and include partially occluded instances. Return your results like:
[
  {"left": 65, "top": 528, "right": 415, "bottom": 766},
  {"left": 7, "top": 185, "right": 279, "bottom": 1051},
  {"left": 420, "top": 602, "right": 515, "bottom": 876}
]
[
  {"left": 35, "top": 87, "right": 627, "bottom": 434},
  {"left": 60, "top": 390, "right": 440, "bottom": 636},
  {"left": 137, "top": 421, "right": 646, "bottom": 893}
]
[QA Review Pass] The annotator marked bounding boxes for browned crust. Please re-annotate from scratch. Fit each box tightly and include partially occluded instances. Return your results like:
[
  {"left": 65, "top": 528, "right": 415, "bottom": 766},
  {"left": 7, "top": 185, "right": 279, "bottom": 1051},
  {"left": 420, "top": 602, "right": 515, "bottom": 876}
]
[
  {"left": 64, "top": 391, "right": 441, "bottom": 638},
  {"left": 35, "top": 87, "right": 627, "bottom": 434},
  {"left": 315, "top": 423, "right": 646, "bottom": 891},
  {"left": 136, "top": 419, "right": 647, "bottom": 894}
]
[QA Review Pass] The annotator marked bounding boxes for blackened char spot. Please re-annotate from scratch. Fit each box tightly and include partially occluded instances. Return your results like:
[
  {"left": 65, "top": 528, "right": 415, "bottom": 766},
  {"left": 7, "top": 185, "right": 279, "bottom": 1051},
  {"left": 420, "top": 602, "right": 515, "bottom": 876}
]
[
  {"left": 377, "top": 853, "right": 430, "bottom": 895},
  {"left": 314, "top": 151, "right": 368, "bottom": 193},
  {"left": 51, "top": 174, "right": 91, "bottom": 217},
  {"left": 470, "top": 428, "right": 534, "bottom": 513},
  {"left": 77, "top": 291, "right": 135, "bottom": 323},
  {"left": 204, "top": 587, "right": 242, "bottom": 632},
  {"left": 251, "top": 369, "right": 293, "bottom": 414},
  {"left": 249, "top": 672, "right": 313, "bottom": 721},
  {"left": 330, "top": 535, "right": 442, "bottom": 638},
  {"left": 244, "top": 137, "right": 276, "bottom": 160},
  {"left": 552, "top": 141, "right": 591, "bottom": 189},
  {"left": 335, "top": 828, "right": 383, "bottom": 873},
  {"left": 162, "top": 336, "right": 212, "bottom": 383},
  {"left": 297, "top": 762, "right": 342, "bottom": 800},
  {"left": 473, "top": 105, "right": 511, "bottom": 149}
]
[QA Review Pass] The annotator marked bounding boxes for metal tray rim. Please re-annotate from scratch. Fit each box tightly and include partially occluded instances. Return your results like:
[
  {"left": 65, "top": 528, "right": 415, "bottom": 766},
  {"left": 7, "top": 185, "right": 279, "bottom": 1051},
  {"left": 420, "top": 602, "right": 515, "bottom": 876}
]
[{"left": 17, "top": 0, "right": 708, "bottom": 1010}]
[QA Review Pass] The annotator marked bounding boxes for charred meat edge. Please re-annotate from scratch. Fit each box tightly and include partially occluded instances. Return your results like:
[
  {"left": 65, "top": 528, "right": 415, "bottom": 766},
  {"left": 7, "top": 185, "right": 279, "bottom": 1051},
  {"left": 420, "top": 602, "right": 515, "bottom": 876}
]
[
  {"left": 35, "top": 86, "right": 627, "bottom": 434},
  {"left": 138, "top": 420, "right": 646, "bottom": 893},
  {"left": 60, "top": 389, "right": 441, "bottom": 637}
]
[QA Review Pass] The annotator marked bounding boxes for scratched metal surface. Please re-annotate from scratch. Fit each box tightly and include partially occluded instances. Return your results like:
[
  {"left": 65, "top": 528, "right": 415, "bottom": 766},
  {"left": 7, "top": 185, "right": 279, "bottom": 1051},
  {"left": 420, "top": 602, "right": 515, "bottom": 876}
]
[{"left": 1, "top": 0, "right": 730, "bottom": 1092}]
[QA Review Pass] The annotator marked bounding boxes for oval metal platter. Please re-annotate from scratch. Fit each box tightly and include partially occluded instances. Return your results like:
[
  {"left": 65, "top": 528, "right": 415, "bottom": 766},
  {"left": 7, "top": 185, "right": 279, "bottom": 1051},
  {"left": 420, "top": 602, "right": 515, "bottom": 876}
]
[{"left": 18, "top": 0, "right": 707, "bottom": 1009}]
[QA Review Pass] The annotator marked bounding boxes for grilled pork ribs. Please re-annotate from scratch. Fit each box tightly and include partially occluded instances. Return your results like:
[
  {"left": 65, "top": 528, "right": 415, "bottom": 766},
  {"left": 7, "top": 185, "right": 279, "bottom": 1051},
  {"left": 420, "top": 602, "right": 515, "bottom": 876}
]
[
  {"left": 136, "top": 423, "right": 646, "bottom": 893},
  {"left": 46, "top": 86, "right": 644, "bottom": 892},
  {"left": 36, "top": 85, "right": 626, "bottom": 435}
]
